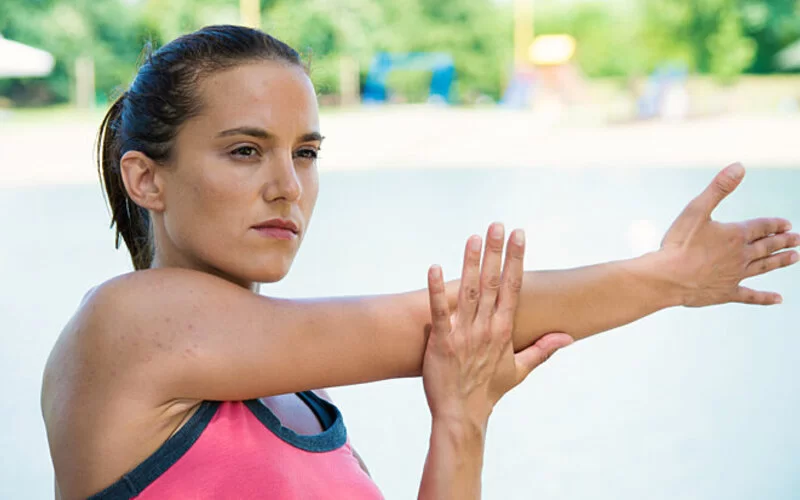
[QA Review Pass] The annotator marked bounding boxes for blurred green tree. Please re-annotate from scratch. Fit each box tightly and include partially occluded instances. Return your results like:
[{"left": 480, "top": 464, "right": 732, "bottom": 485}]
[{"left": 0, "top": 0, "right": 797, "bottom": 106}]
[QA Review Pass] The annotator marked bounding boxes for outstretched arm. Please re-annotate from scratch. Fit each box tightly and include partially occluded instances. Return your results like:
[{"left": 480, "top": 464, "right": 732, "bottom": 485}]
[
  {"left": 442, "top": 163, "right": 798, "bottom": 350},
  {"left": 70, "top": 165, "right": 797, "bottom": 404}
]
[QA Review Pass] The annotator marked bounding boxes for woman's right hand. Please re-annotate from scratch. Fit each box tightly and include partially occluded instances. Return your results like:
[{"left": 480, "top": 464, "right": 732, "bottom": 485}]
[
  {"left": 417, "top": 223, "right": 574, "bottom": 500},
  {"left": 422, "top": 222, "right": 574, "bottom": 429}
]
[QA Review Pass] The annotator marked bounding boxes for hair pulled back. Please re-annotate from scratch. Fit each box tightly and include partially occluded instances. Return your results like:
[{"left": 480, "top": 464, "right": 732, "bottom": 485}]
[{"left": 97, "top": 25, "right": 303, "bottom": 270}]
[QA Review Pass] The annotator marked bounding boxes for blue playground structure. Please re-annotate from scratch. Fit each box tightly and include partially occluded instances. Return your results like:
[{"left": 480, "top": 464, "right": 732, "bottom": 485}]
[
  {"left": 362, "top": 52, "right": 455, "bottom": 104},
  {"left": 637, "top": 64, "right": 689, "bottom": 119}
]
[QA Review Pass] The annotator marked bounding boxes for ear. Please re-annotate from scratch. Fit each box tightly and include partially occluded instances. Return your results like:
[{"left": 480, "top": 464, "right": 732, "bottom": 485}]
[{"left": 120, "top": 151, "right": 166, "bottom": 212}]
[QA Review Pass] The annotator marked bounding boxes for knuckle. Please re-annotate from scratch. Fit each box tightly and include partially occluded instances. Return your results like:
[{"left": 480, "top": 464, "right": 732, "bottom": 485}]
[
  {"left": 442, "top": 338, "right": 458, "bottom": 356},
  {"left": 492, "top": 318, "right": 512, "bottom": 337},
  {"left": 766, "top": 238, "right": 779, "bottom": 253},
  {"left": 714, "top": 177, "right": 735, "bottom": 195},
  {"left": 508, "top": 276, "right": 524, "bottom": 293},
  {"left": 485, "top": 275, "right": 502, "bottom": 291},
  {"left": 733, "top": 226, "right": 748, "bottom": 244},
  {"left": 465, "top": 286, "right": 480, "bottom": 303},
  {"left": 432, "top": 306, "right": 450, "bottom": 321},
  {"left": 759, "top": 259, "right": 770, "bottom": 272}
]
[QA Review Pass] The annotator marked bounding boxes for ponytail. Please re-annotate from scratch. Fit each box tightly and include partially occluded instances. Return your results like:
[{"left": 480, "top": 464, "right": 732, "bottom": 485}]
[{"left": 97, "top": 92, "right": 153, "bottom": 270}]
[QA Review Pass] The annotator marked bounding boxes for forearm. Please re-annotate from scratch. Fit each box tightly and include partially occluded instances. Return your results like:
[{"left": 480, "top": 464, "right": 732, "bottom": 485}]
[
  {"left": 381, "top": 250, "right": 685, "bottom": 380},
  {"left": 510, "top": 250, "right": 685, "bottom": 346},
  {"left": 418, "top": 419, "right": 486, "bottom": 500}
]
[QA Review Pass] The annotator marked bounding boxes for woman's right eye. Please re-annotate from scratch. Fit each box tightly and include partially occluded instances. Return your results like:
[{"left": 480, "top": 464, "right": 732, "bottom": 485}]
[{"left": 230, "top": 146, "right": 259, "bottom": 159}]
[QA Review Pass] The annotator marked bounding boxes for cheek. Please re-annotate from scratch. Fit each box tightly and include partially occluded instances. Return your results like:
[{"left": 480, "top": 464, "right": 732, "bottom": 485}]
[{"left": 166, "top": 161, "right": 252, "bottom": 240}]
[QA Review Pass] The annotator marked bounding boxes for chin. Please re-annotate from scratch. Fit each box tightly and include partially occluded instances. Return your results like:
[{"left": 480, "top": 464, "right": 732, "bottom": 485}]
[
  {"left": 244, "top": 261, "right": 293, "bottom": 284},
  {"left": 252, "top": 269, "right": 289, "bottom": 284}
]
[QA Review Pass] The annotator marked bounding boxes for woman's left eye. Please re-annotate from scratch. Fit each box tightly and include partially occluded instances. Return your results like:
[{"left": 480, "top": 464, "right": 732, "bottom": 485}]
[{"left": 294, "top": 148, "right": 319, "bottom": 160}]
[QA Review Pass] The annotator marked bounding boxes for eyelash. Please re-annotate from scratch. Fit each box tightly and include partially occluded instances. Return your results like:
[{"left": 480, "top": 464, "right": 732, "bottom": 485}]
[
  {"left": 294, "top": 148, "right": 319, "bottom": 160},
  {"left": 228, "top": 146, "right": 320, "bottom": 161}
]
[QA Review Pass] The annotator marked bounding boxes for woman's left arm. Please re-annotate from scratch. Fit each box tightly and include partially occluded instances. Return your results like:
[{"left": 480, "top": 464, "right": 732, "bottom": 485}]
[{"left": 397, "top": 163, "right": 798, "bottom": 370}]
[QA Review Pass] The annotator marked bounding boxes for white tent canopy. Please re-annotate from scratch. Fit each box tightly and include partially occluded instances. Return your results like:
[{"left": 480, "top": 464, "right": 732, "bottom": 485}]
[{"left": 0, "top": 35, "right": 55, "bottom": 78}]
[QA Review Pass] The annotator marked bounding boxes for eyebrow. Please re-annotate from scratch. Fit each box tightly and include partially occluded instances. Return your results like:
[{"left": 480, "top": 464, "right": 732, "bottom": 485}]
[{"left": 217, "top": 127, "right": 324, "bottom": 143}]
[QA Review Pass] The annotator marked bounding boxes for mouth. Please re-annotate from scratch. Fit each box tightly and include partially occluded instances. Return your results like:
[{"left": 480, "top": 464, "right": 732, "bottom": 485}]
[{"left": 252, "top": 219, "right": 300, "bottom": 241}]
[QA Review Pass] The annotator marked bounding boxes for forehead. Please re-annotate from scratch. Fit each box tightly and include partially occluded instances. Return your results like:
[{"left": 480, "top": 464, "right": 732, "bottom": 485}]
[{"left": 194, "top": 60, "right": 319, "bottom": 134}]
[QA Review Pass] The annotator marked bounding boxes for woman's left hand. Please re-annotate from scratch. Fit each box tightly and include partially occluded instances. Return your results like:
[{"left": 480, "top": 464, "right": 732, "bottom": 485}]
[{"left": 660, "top": 162, "right": 799, "bottom": 307}]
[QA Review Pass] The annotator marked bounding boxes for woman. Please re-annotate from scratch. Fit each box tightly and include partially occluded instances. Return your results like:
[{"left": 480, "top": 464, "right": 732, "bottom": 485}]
[{"left": 41, "top": 25, "right": 798, "bottom": 499}]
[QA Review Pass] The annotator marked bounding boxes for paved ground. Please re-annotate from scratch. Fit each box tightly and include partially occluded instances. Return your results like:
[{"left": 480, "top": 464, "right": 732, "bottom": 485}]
[{"left": 1, "top": 107, "right": 798, "bottom": 189}]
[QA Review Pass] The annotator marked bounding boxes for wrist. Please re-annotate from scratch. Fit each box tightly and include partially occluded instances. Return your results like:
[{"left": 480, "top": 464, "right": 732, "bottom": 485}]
[
  {"left": 431, "top": 415, "right": 488, "bottom": 446},
  {"left": 628, "top": 250, "right": 687, "bottom": 308}
]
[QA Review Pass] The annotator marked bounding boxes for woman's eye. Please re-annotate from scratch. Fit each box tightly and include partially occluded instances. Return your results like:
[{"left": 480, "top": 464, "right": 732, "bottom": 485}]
[
  {"left": 230, "top": 146, "right": 259, "bottom": 159},
  {"left": 294, "top": 148, "right": 319, "bottom": 160}
]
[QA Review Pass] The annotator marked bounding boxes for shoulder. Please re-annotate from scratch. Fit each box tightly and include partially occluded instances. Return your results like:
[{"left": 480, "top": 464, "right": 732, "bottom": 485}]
[
  {"left": 43, "top": 269, "right": 231, "bottom": 399},
  {"left": 67, "top": 268, "right": 248, "bottom": 345}
]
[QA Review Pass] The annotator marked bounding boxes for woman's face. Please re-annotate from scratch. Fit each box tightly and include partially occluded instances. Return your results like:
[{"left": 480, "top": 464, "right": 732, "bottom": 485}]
[{"left": 155, "top": 60, "right": 321, "bottom": 285}]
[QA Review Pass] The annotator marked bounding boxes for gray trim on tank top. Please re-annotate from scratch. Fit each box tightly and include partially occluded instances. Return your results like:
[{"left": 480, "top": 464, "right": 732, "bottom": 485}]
[{"left": 243, "top": 390, "right": 347, "bottom": 452}]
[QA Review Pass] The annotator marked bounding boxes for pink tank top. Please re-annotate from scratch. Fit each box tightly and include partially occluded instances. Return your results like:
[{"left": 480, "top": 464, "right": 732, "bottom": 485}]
[{"left": 89, "top": 392, "right": 384, "bottom": 499}]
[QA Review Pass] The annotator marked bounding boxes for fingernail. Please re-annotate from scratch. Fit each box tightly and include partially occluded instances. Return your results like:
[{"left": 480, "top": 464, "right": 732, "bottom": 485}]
[
  {"left": 490, "top": 223, "right": 503, "bottom": 240},
  {"left": 513, "top": 229, "right": 525, "bottom": 245},
  {"left": 727, "top": 163, "right": 745, "bottom": 179},
  {"left": 775, "top": 296, "right": 783, "bottom": 304},
  {"left": 470, "top": 236, "right": 482, "bottom": 251},
  {"left": 791, "top": 252, "right": 799, "bottom": 264}
]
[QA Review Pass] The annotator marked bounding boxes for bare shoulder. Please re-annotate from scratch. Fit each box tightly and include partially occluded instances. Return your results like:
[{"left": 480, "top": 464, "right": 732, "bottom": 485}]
[
  {"left": 41, "top": 271, "right": 210, "bottom": 499},
  {"left": 45, "top": 268, "right": 254, "bottom": 373}
]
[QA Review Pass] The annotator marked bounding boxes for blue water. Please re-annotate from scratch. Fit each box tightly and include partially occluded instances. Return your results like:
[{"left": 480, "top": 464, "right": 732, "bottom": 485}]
[{"left": 1, "top": 167, "right": 798, "bottom": 499}]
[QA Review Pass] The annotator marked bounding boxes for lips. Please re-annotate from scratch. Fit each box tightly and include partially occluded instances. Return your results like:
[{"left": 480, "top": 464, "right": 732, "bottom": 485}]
[{"left": 251, "top": 219, "right": 300, "bottom": 240}]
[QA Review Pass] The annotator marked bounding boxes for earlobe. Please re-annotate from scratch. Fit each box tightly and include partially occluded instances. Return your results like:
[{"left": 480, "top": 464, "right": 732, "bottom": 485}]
[{"left": 120, "top": 151, "right": 166, "bottom": 212}]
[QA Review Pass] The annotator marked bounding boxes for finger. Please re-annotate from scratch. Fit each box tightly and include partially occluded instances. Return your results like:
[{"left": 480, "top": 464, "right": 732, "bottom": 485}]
[
  {"left": 457, "top": 235, "right": 483, "bottom": 327},
  {"left": 749, "top": 232, "right": 800, "bottom": 260},
  {"left": 745, "top": 250, "right": 800, "bottom": 279},
  {"left": 733, "top": 286, "right": 783, "bottom": 305},
  {"left": 693, "top": 163, "right": 745, "bottom": 218},
  {"left": 662, "top": 164, "right": 746, "bottom": 242},
  {"left": 514, "top": 333, "right": 574, "bottom": 384},
  {"left": 743, "top": 218, "right": 793, "bottom": 243},
  {"left": 427, "top": 265, "right": 451, "bottom": 335},
  {"left": 494, "top": 229, "right": 526, "bottom": 336},
  {"left": 475, "top": 223, "right": 505, "bottom": 326}
]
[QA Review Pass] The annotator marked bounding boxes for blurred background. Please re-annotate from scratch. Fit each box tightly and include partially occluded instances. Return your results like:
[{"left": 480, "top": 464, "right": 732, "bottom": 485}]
[{"left": 1, "top": 1, "right": 798, "bottom": 499}]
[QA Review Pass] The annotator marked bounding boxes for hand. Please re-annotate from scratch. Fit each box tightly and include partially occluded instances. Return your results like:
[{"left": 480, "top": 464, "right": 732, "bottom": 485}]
[
  {"left": 422, "top": 223, "right": 574, "bottom": 427},
  {"left": 661, "top": 163, "right": 799, "bottom": 307}
]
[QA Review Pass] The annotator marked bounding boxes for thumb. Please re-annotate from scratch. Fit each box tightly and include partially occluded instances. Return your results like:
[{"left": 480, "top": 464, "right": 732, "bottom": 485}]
[
  {"left": 695, "top": 162, "right": 745, "bottom": 217},
  {"left": 514, "top": 333, "right": 574, "bottom": 384}
]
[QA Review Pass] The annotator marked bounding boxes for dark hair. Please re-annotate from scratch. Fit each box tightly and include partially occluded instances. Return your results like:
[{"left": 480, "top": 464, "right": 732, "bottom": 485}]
[{"left": 97, "top": 25, "right": 304, "bottom": 270}]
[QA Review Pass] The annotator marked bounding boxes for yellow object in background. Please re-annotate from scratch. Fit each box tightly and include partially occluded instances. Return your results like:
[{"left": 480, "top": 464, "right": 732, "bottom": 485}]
[
  {"left": 529, "top": 35, "right": 576, "bottom": 65},
  {"left": 239, "top": 0, "right": 261, "bottom": 29}
]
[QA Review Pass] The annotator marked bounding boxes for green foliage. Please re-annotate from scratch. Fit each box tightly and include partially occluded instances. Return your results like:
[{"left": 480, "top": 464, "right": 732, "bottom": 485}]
[{"left": 0, "top": 0, "right": 797, "bottom": 106}]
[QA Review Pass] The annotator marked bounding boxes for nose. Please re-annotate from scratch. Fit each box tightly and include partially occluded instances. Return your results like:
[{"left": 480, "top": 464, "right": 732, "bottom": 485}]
[{"left": 262, "top": 149, "right": 302, "bottom": 202}]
